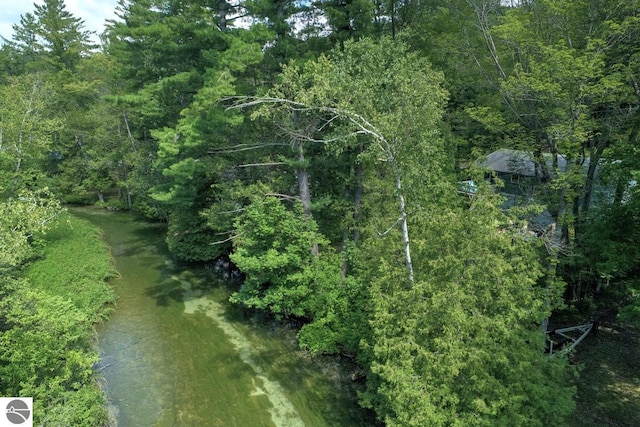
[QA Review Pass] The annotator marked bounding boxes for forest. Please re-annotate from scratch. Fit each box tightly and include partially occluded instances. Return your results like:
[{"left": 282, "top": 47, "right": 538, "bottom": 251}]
[{"left": 0, "top": 0, "right": 639, "bottom": 425}]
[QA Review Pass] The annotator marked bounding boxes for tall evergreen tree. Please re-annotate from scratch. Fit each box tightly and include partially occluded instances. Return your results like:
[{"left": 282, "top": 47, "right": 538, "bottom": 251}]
[
  {"left": 34, "top": 0, "right": 95, "bottom": 70},
  {"left": 313, "top": 0, "right": 376, "bottom": 43},
  {"left": 363, "top": 185, "right": 575, "bottom": 426},
  {"left": 1, "top": 13, "right": 40, "bottom": 75}
]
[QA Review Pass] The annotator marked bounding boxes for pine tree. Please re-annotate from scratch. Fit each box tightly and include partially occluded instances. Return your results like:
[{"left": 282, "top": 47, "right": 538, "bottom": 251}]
[{"left": 34, "top": 0, "right": 96, "bottom": 70}]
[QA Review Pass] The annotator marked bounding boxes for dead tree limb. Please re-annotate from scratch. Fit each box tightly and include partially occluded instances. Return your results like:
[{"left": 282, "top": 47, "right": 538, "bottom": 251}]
[{"left": 223, "top": 95, "right": 416, "bottom": 285}]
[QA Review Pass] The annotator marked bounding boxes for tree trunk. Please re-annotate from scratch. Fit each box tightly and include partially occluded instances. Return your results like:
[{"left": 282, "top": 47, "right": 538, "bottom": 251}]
[
  {"left": 126, "top": 187, "right": 133, "bottom": 209},
  {"left": 390, "top": 0, "right": 397, "bottom": 39},
  {"left": 123, "top": 110, "right": 137, "bottom": 153},
  {"left": 218, "top": 0, "right": 228, "bottom": 31},
  {"left": 295, "top": 138, "right": 318, "bottom": 256},
  {"left": 340, "top": 161, "right": 363, "bottom": 281},
  {"left": 393, "top": 168, "right": 414, "bottom": 285},
  {"left": 580, "top": 138, "right": 606, "bottom": 218},
  {"left": 121, "top": 160, "right": 133, "bottom": 209},
  {"left": 613, "top": 176, "right": 627, "bottom": 205}
]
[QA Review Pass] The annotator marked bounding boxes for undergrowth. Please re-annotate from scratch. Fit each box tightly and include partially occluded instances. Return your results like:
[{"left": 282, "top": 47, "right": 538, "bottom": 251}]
[
  {"left": 26, "top": 213, "right": 117, "bottom": 320},
  {"left": 0, "top": 212, "right": 116, "bottom": 426},
  {"left": 567, "top": 322, "right": 640, "bottom": 427}
]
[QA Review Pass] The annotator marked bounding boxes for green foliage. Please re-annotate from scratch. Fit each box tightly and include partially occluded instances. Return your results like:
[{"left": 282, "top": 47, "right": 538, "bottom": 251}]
[
  {"left": 0, "top": 283, "right": 110, "bottom": 426},
  {"left": 25, "top": 213, "right": 117, "bottom": 319},
  {"left": 42, "top": 57, "right": 130, "bottom": 204},
  {"left": 297, "top": 270, "right": 369, "bottom": 355},
  {"left": 0, "top": 214, "right": 115, "bottom": 426},
  {"left": 222, "top": 40, "right": 576, "bottom": 427},
  {"left": 230, "top": 194, "right": 327, "bottom": 316},
  {"left": 35, "top": 0, "right": 96, "bottom": 69},
  {"left": 38, "top": 385, "right": 111, "bottom": 427},
  {"left": 1, "top": 0, "right": 638, "bottom": 423},
  {"left": 362, "top": 191, "right": 575, "bottom": 426},
  {"left": 315, "top": 0, "right": 376, "bottom": 43},
  {"left": 443, "top": 0, "right": 640, "bottom": 308},
  {"left": 244, "top": 0, "right": 309, "bottom": 73},
  {"left": 0, "top": 188, "right": 61, "bottom": 271},
  {"left": 106, "top": 0, "right": 219, "bottom": 87},
  {"left": 229, "top": 190, "right": 369, "bottom": 354},
  {"left": 579, "top": 203, "right": 640, "bottom": 281},
  {"left": 0, "top": 74, "right": 62, "bottom": 197},
  {"left": 2, "top": 0, "right": 95, "bottom": 73},
  {"left": 618, "top": 282, "right": 640, "bottom": 327},
  {"left": 166, "top": 209, "right": 226, "bottom": 262},
  {"left": 277, "top": 36, "right": 452, "bottom": 206},
  {"left": 146, "top": 33, "right": 264, "bottom": 257},
  {"left": 0, "top": 287, "right": 95, "bottom": 394}
]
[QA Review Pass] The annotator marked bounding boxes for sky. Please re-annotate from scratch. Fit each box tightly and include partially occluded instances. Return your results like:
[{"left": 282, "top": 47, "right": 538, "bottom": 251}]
[{"left": 0, "top": 0, "right": 120, "bottom": 44}]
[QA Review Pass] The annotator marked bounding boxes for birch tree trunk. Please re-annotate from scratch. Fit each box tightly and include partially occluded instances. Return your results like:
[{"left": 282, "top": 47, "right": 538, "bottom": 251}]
[{"left": 393, "top": 165, "right": 414, "bottom": 285}]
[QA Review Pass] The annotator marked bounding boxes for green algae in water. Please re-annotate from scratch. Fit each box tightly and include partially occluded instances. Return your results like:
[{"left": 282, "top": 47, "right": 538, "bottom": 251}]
[
  {"left": 178, "top": 274, "right": 304, "bottom": 427},
  {"left": 74, "top": 208, "right": 371, "bottom": 427}
]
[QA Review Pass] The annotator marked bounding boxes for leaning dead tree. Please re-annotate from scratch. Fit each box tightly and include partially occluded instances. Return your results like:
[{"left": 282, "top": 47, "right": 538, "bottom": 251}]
[{"left": 223, "top": 96, "right": 415, "bottom": 285}]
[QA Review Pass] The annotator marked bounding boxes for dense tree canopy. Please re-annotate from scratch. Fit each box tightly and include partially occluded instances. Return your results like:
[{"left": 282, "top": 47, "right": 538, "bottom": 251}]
[{"left": 1, "top": 0, "right": 639, "bottom": 425}]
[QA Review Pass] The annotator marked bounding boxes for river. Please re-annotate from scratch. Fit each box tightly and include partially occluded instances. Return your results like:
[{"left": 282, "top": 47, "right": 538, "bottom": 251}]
[{"left": 74, "top": 208, "right": 371, "bottom": 427}]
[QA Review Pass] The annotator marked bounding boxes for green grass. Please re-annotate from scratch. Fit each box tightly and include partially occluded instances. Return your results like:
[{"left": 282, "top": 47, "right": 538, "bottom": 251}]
[
  {"left": 567, "top": 323, "right": 640, "bottom": 427},
  {"left": 26, "top": 212, "right": 117, "bottom": 320},
  {"left": 4, "top": 212, "right": 119, "bottom": 426}
]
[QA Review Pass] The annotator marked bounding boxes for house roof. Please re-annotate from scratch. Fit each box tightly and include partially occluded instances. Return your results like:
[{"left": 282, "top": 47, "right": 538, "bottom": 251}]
[{"left": 484, "top": 149, "right": 568, "bottom": 177}]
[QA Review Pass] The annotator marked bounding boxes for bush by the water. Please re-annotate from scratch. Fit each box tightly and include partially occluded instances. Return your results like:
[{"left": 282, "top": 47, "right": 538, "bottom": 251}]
[{"left": 0, "top": 213, "right": 116, "bottom": 426}]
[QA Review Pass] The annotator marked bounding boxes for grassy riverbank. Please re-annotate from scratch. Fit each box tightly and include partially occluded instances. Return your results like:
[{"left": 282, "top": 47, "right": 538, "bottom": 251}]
[{"left": 0, "top": 212, "right": 116, "bottom": 426}]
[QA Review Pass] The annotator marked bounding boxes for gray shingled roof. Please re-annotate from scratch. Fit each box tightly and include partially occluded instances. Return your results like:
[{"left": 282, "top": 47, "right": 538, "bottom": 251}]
[{"left": 484, "top": 149, "right": 568, "bottom": 177}]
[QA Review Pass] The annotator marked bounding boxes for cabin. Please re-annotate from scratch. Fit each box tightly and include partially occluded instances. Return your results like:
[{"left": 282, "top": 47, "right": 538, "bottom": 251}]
[
  {"left": 482, "top": 148, "right": 622, "bottom": 203},
  {"left": 483, "top": 149, "right": 568, "bottom": 196}
]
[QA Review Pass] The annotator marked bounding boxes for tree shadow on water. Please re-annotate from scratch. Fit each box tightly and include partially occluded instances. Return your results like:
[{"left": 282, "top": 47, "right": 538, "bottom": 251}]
[
  {"left": 213, "top": 304, "right": 379, "bottom": 427},
  {"left": 144, "top": 262, "right": 224, "bottom": 307},
  {"left": 133, "top": 251, "right": 377, "bottom": 426},
  {"left": 112, "top": 222, "right": 169, "bottom": 258},
  {"left": 144, "top": 275, "right": 186, "bottom": 306},
  {"left": 71, "top": 207, "right": 169, "bottom": 259}
]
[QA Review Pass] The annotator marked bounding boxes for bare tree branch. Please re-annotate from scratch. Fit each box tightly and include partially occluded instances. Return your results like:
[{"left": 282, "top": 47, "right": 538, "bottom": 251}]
[
  {"left": 215, "top": 208, "right": 246, "bottom": 215},
  {"left": 223, "top": 96, "right": 392, "bottom": 159},
  {"left": 222, "top": 95, "right": 415, "bottom": 285},
  {"left": 376, "top": 217, "right": 404, "bottom": 236},
  {"left": 209, "top": 233, "right": 244, "bottom": 245},
  {"left": 208, "top": 142, "right": 289, "bottom": 154},
  {"left": 237, "top": 162, "right": 287, "bottom": 168},
  {"left": 265, "top": 193, "right": 300, "bottom": 201}
]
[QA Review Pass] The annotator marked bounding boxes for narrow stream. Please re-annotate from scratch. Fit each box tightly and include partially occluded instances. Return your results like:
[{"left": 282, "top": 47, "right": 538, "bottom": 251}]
[{"left": 74, "top": 208, "right": 370, "bottom": 427}]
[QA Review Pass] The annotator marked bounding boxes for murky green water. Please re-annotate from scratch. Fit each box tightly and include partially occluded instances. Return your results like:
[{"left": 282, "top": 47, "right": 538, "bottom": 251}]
[{"left": 74, "top": 208, "right": 370, "bottom": 427}]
